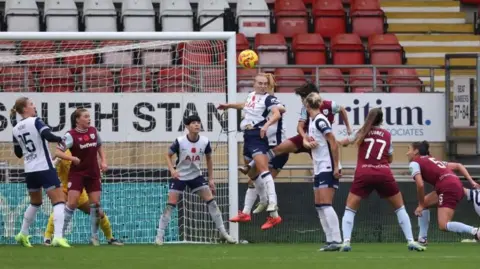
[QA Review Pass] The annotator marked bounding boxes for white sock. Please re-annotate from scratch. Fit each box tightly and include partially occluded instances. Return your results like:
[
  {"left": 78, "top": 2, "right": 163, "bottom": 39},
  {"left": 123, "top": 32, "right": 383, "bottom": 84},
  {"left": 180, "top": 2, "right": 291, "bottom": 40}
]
[
  {"left": 207, "top": 199, "right": 227, "bottom": 235},
  {"left": 20, "top": 204, "right": 40, "bottom": 235},
  {"left": 417, "top": 209, "right": 430, "bottom": 240},
  {"left": 157, "top": 203, "right": 175, "bottom": 239},
  {"left": 242, "top": 187, "right": 257, "bottom": 214},
  {"left": 52, "top": 202, "right": 65, "bottom": 238},
  {"left": 341, "top": 207, "right": 356, "bottom": 243},
  {"left": 90, "top": 204, "right": 100, "bottom": 238},
  {"left": 316, "top": 205, "right": 332, "bottom": 243},
  {"left": 395, "top": 206, "right": 414, "bottom": 243},
  {"left": 254, "top": 174, "right": 267, "bottom": 204},
  {"left": 63, "top": 205, "right": 74, "bottom": 235},
  {"left": 261, "top": 171, "right": 279, "bottom": 218},
  {"left": 323, "top": 206, "right": 342, "bottom": 243},
  {"left": 446, "top": 221, "right": 478, "bottom": 235}
]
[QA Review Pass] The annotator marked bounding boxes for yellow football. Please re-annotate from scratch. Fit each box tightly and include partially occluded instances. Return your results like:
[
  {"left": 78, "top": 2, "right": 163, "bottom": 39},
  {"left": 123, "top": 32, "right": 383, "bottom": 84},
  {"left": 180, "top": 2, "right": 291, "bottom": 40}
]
[{"left": 238, "top": 49, "right": 259, "bottom": 69}]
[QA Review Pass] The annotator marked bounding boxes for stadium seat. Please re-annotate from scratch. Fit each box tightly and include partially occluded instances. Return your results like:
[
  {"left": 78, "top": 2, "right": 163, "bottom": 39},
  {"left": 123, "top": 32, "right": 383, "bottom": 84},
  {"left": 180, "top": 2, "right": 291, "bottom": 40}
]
[
  {"left": 350, "top": 0, "right": 385, "bottom": 38},
  {"left": 159, "top": 0, "right": 194, "bottom": 32},
  {"left": 39, "top": 68, "right": 75, "bottom": 92},
  {"left": 237, "top": 68, "right": 257, "bottom": 92},
  {"left": 82, "top": 68, "right": 115, "bottom": 92},
  {"left": 330, "top": 34, "right": 365, "bottom": 71},
  {"left": 20, "top": 40, "right": 56, "bottom": 71},
  {"left": 196, "top": 68, "right": 225, "bottom": 92},
  {"left": 197, "top": 0, "right": 229, "bottom": 32},
  {"left": 255, "top": 34, "right": 288, "bottom": 72},
  {"left": 236, "top": 33, "right": 250, "bottom": 59},
  {"left": 83, "top": 0, "right": 117, "bottom": 32},
  {"left": 121, "top": 0, "right": 155, "bottom": 32},
  {"left": 60, "top": 40, "right": 96, "bottom": 73},
  {"left": 274, "top": 68, "right": 306, "bottom": 93},
  {"left": 236, "top": 0, "right": 271, "bottom": 38},
  {"left": 317, "top": 68, "right": 345, "bottom": 93},
  {"left": 387, "top": 68, "right": 422, "bottom": 93},
  {"left": 100, "top": 40, "right": 134, "bottom": 67},
  {"left": 0, "top": 67, "right": 35, "bottom": 92},
  {"left": 44, "top": 0, "right": 78, "bottom": 32},
  {"left": 292, "top": 33, "right": 326, "bottom": 73},
  {"left": 158, "top": 67, "right": 188, "bottom": 92},
  {"left": 368, "top": 34, "right": 404, "bottom": 69},
  {"left": 140, "top": 41, "right": 173, "bottom": 67},
  {"left": 120, "top": 68, "right": 153, "bottom": 92},
  {"left": 0, "top": 41, "right": 17, "bottom": 64},
  {"left": 274, "top": 0, "right": 308, "bottom": 38},
  {"left": 180, "top": 41, "right": 214, "bottom": 68},
  {"left": 5, "top": 0, "right": 40, "bottom": 31},
  {"left": 312, "top": 0, "right": 346, "bottom": 39},
  {"left": 349, "top": 68, "right": 383, "bottom": 93}
]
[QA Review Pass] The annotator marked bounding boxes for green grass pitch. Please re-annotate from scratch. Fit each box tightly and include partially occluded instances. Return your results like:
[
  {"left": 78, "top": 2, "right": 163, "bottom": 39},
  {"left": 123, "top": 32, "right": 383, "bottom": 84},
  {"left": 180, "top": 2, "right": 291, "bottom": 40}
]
[{"left": 1, "top": 243, "right": 479, "bottom": 269}]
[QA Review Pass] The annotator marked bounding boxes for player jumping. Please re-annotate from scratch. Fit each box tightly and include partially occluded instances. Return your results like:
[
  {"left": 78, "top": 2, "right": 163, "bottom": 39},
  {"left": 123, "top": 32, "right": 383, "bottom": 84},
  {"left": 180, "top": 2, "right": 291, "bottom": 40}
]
[
  {"left": 302, "top": 92, "right": 342, "bottom": 251},
  {"left": 407, "top": 141, "right": 480, "bottom": 243},
  {"left": 44, "top": 149, "right": 123, "bottom": 246},
  {"left": 155, "top": 115, "right": 236, "bottom": 245},
  {"left": 11, "top": 97, "right": 70, "bottom": 248},
  {"left": 218, "top": 73, "right": 284, "bottom": 230},
  {"left": 56, "top": 108, "right": 108, "bottom": 246},
  {"left": 338, "top": 108, "right": 425, "bottom": 252}
]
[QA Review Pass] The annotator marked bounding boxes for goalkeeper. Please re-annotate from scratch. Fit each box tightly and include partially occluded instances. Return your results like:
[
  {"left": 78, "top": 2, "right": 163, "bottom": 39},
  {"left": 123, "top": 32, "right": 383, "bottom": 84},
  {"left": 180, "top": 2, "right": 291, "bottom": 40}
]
[{"left": 43, "top": 149, "right": 123, "bottom": 246}]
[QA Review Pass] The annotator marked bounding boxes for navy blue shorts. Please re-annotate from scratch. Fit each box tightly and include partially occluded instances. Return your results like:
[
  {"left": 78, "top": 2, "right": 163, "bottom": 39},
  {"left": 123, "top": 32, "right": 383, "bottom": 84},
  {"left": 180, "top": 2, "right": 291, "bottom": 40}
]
[
  {"left": 169, "top": 176, "right": 209, "bottom": 193},
  {"left": 313, "top": 171, "right": 339, "bottom": 189},
  {"left": 243, "top": 129, "right": 270, "bottom": 159},
  {"left": 25, "top": 169, "right": 61, "bottom": 192},
  {"left": 270, "top": 154, "right": 289, "bottom": 170}
]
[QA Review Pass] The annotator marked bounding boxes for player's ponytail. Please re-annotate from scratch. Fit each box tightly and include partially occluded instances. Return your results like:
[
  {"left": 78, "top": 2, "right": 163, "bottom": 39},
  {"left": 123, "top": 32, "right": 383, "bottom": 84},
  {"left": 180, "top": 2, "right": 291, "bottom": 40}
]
[
  {"left": 304, "top": 92, "right": 322, "bottom": 110},
  {"left": 411, "top": 140, "right": 430, "bottom": 156},
  {"left": 355, "top": 108, "right": 383, "bottom": 146},
  {"left": 10, "top": 97, "right": 29, "bottom": 118}
]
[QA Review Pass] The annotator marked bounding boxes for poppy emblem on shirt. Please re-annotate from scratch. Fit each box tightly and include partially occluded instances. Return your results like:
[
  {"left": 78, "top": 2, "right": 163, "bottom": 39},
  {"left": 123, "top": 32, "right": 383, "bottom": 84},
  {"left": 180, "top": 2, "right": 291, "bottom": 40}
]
[
  {"left": 84, "top": 135, "right": 90, "bottom": 141},
  {"left": 323, "top": 109, "right": 329, "bottom": 115},
  {"left": 90, "top": 133, "right": 95, "bottom": 139},
  {"left": 191, "top": 147, "right": 196, "bottom": 153}
]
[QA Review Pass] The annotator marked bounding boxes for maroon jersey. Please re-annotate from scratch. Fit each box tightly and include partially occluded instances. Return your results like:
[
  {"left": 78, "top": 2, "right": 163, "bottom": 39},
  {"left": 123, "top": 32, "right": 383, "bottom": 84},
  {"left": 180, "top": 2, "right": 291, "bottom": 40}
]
[
  {"left": 409, "top": 156, "right": 457, "bottom": 186},
  {"left": 354, "top": 127, "right": 393, "bottom": 177},
  {"left": 301, "top": 100, "right": 336, "bottom": 132},
  {"left": 63, "top": 126, "right": 101, "bottom": 178}
]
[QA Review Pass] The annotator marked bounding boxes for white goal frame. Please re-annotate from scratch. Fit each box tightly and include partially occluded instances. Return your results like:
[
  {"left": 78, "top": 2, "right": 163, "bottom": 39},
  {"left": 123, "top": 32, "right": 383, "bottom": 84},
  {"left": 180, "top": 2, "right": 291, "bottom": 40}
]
[{"left": 0, "top": 31, "right": 239, "bottom": 242}]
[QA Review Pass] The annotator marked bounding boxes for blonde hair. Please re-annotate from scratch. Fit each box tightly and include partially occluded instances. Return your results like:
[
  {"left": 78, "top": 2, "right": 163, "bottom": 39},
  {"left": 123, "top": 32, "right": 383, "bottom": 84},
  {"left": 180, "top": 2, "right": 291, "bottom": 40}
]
[
  {"left": 304, "top": 92, "right": 323, "bottom": 110},
  {"left": 255, "top": 73, "right": 276, "bottom": 94},
  {"left": 10, "top": 97, "right": 29, "bottom": 118}
]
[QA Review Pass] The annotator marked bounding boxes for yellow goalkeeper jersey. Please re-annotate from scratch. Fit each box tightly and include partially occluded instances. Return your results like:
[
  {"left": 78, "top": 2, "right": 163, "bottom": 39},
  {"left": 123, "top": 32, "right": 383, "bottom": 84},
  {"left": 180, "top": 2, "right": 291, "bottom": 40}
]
[{"left": 56, "top": 149, "right": 72, "bottom": 191}]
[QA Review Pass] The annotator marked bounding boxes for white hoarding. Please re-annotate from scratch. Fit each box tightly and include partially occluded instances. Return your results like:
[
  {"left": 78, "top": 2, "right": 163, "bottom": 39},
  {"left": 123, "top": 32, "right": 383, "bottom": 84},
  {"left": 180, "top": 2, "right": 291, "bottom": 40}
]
[{"left": 0, "top": 93, "right": 446, "bottom": 142}]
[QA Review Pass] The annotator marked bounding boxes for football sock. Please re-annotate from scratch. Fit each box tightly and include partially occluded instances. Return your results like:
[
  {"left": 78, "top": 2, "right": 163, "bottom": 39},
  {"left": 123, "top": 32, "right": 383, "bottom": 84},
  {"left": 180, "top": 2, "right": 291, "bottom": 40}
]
[
  {"left": 44, "top": 213, "right": 54, "bottom": 239},
  {"left": 417, "top": 209, "right": 430, "bottom": 240},
  {"left": 316, "top": 204, "right": 331, "bottom": 243},
  {"left": 157, "top": 203, "right": 175, "bottom": 239},
  {"left": 207, "top": 199, "right": 227, "bottom": 235},
  {"left": 323, "top": 206, "right": 342, "bottom": 243},
  {"left": 341, "top": 207, "right": 356, "bottom": 243},
  {"left": 446, "top": 221, "right": 477, "bottom": 235},
  {"left": 254, "top": 174, "right": 267, "bottom": 205},
  {"left": 100, "top": 214, "right": 113, "bottom": 240},
  {"left": 20, "top": 203, "right": 40, "bottom": 235},
  {"left": 395, "top": 206, "right": 414, "bottom": 242},
  {"left": 52, "top": 202, "right": 65, "bottom": 238},
  {"left": 90, "top": 203, "right": 100, "bottom": 238},
  {"left": 262, "top": 172, "right": 279, "bottom": 218},
  {"left": 63, "top": 205, "right": 74, "bottom": 235},
  {"left": 242, "top": 186, "right": 257, "bottom": 215}
]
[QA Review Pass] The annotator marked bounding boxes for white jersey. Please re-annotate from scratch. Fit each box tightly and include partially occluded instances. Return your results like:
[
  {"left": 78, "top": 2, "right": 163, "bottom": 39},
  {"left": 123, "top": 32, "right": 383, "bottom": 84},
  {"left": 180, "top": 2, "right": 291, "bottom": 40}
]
[
  {"left": 240, "top": 92, "right": 283, "bottom": 130},
  {"left": 12, "top": 117, "right": 53, "bottom": 173},
  {"left": 308, "top": 113, "right": 334, "bottom": 175},
  {"left": 169, "top": 134, "right": 212, "bottom": 181}
]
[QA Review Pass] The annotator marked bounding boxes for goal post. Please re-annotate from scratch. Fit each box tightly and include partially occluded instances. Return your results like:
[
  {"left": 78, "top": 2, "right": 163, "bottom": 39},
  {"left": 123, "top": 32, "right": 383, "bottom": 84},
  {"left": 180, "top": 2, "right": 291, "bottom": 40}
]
[{"left": 0, "top": 31, "right": 238, "bottom": 244}]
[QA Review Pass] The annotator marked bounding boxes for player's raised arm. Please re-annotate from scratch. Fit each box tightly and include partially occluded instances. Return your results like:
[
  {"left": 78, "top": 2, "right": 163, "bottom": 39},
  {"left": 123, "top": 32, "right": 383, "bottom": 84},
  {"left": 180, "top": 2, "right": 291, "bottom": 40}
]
[
  {"left": 35, "top": 118, "right": 63, "bottom": 143},
  {"left": 409, "top": 161, "right": 426, "bottom": 209},
  {"left": 447, "top": 162, "right": 479, "bottom": 188},
  {"left": 165, "top": 139, "right": 179, "bottom": 179},
  {"left": 217, "top": 102, "right": 245, "bottom": 110},
  {"left": 338, "top": 130, "right": 358, "bottom": 147},
  {"left": 337, "top": 104, "right": 352, "bottom": 135}
]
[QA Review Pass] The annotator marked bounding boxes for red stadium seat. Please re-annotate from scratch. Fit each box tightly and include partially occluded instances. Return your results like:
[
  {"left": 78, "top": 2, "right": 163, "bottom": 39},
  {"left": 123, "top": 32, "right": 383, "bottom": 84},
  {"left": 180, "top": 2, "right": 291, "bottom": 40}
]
[
  {"left": 158, "top": 67, "right": 188, "bottom": 93},
  {"left": 120, "top": 68, "right": 153, "bottom": 92},
  {"left": 236, "top": 33, "right": 250, "bottom": 59},
  {"left": 274, "top": 68, "right": 306, "bottom": 93},
  {"left": 82, "top": 68, "right": 114, "bottom": 93},
  {"left": 100, "top": 40, "right": 134, "bottom": 66},
  {"left": 60, "top": 40, "right": 96, "bottom": 73},
  {"left": 196, "top": 68, "right": 225, "bottom": 93},
  {"left": 350, "top": 0, "right": 385, "bottom": 38},
  {"left": 20, "top": 40, "right": 56, "bottom": 71},
  {"left": 292, "top": 33, "right": 326, "bottom": 73},
  {"left": 312, "top": 0, "right": 346, "bottom": 39},
  {"left": 368, "top": 34, "right": 403, "bottom": 69},
  {"left": 0, "top": 67, "right": 35, "bottom": 92},
  {"left": 330, "top": 34, "right": 365, "bottom": 71},
  {"left": 255, "top": 34, "right": 288, "bottom": 72},
  {"left": 317, "top": 68, "right": 345, "bottom": 93},
  {"left": 39, "top": 68, "right": 75, "bottom": 92},
  {"left": 387, "top": 69, "right": 422, "bottom": 93},
  {"left": 349, "top": 68, "right": 383, "bottom": 93},
  {"left": 237, "top": 68, "right": 257, "bottom": 92},
  {"left": 274, "top": 0, "right": 308, "bottom": 38}
]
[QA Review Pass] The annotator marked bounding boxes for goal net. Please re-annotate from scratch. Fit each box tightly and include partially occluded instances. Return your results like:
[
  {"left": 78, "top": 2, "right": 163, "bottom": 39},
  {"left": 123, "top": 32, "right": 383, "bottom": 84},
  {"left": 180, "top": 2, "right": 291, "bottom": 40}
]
[{"left": 0, "top": 32, "right": 238, "bottom": 244}]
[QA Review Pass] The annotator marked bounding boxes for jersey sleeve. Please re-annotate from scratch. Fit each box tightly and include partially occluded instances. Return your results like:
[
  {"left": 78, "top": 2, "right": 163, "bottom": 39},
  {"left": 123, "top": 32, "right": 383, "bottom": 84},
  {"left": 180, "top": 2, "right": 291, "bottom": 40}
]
[
  {"left": 97, "top": 131, "right": 102, "bottom": 146},
  {"left": 299, "top": 106, "right": 308, "bottom": 122},
  {"left": 265, "top": 95, "right": 283, "bottom": 111},
  {"left": 205, "top": 140, "right": 212, "bottom": 155},
  {"left": 409, "top": 161, "right": 421, "bottom": 178},
  {"left": 314, "top": 117, "right": 332, "bottom": 135},
  {"left": 347, "top": 130, "right": 359, "bottom": 143},
  {"left": 331, "top": 101, "right": 341, "bottom": 114},
  {"left": 169, "top": 139, "right": 180, "bottom": 155},
  {"left": 12, "top": 135, "right": 19, "bottom": 146},
  {"left": 34, "top": 118, "right": 49, "bottom": 134},
  {"left": 58, "top": 132, "right": 74, "bottom": 151}
]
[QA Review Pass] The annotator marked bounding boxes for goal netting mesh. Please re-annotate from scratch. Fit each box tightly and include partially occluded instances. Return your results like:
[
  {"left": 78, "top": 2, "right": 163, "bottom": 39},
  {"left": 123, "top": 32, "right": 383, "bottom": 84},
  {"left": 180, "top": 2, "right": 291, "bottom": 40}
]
[{"left": 0, "top": 37, "right": 235, "bottom": 244}]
